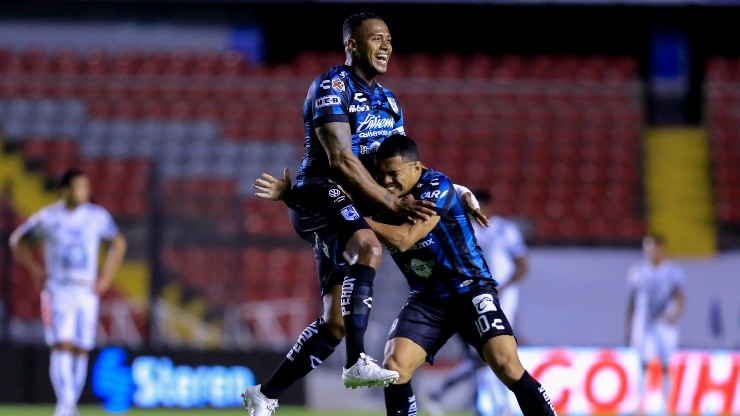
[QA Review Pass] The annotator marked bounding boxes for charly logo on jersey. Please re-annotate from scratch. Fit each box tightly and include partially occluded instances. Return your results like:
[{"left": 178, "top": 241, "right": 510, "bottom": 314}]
[
  {"left": 331, "top": 77, "right": 345, "bottom": 92},
  {"left": 472, "top": 294, "right": 497, "bottom": 314},
  {"left": 404, "top": 258, "right": 435, "bottom": 278},
  {"left": 340, "top": 206, "right": 360, "bottom": 221},
  {"left": 315, "top": 95, "right": 340, "bottom": 109},
  {"left": 349, "top": 92, "right": 370, "bottom": 113}
]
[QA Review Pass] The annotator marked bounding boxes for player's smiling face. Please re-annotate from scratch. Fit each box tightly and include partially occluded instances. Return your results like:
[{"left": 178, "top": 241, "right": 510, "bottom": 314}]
[
  {"left": 377, "top": 156, "right": 421, "bottom": 196},
  {"left": 351, "top": 18, "right": 392, "bottom": 77}
]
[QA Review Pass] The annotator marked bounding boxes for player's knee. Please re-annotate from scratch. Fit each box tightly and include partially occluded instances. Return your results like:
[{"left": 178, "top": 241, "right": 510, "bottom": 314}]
[
  {"left": 349, "top": 231, "right": 383, "bottom": 264},
  {"left": 324, "top": 317, "right": 346, "bottom": 340},
  {"left": 487, "top": 350, "right": 523, "bottom": 382},
  {"left": 383, "top": 355, "right": 413, "bottom": 384}
]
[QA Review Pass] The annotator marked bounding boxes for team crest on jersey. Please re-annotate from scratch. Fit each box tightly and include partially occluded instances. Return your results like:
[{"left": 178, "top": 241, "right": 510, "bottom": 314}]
[
  {"left": 388, "top": 97, "right": 398, "bottom": 113},
  {"left": 331, "top": 77, "right": 345, "bottom": 92},
  {"left": 340, "top": 206, "right": 360, "bottom": 221}
]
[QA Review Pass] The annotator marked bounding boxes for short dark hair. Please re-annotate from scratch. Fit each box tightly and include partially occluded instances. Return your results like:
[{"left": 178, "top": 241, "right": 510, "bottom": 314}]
[
  {"left": 58, "top": 168, "right": 85, "bottom": 189},
  {"left": 377, "top": 134, "right": 419, "bottom": 162},
  {"left": 343, "top": 12, "right": 384, "bottom": 42}
]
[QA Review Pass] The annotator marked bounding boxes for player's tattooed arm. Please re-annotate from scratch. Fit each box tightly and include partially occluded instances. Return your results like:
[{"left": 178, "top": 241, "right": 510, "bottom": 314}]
[{"left": 317, "top": 122, "right": 435, "bottom": 221}]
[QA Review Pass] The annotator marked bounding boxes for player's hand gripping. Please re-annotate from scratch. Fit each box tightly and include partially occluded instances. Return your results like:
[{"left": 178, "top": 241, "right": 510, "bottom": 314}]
[
  {"left": 461, "top": 191, "right": 489, "bottom": 227},
  {"left": 254, "top": 167, "right": 291, "bottom": 201},
  {"left": 394, "top": 194, "right": 437, "bottom": 223}
]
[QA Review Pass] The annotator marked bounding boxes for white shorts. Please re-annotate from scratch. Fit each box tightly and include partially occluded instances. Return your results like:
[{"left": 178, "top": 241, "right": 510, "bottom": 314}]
[
  {"left": 498, "top": 284, "right": 520, "bottom": 328},
  {"left": 41, "top": 288, "right": 100, "bottom": 350},
  {"left": 635, "top": 321, "right": 679, "bottom": 367}
]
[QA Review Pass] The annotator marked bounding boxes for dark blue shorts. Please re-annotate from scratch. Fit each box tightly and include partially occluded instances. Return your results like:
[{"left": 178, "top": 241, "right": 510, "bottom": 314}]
[
  {"left": 388, "top": 282, "right": 515, "bottom": 364},
  {"left": 288, "top": 177, "right": 370, "bottom": 295}
]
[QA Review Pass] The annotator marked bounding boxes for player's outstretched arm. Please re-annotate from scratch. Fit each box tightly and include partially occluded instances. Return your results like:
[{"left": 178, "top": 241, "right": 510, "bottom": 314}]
[{"left": 253, "top": 167, "right": 292, "bottom": 202}]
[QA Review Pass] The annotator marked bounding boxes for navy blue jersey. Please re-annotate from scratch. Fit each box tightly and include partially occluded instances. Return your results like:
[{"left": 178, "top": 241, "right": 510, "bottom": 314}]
[
  {"left": 378, "top": 168, "right": 495, "bottom": 298},
  {"left": 297, "top": 65, "right": 405, "bottom": 187}
]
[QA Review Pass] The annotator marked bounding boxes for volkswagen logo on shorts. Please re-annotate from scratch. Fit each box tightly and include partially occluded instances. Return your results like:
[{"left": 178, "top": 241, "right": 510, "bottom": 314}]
[{"left": 329, "top": 188, "right": 341, "bottom": 198}]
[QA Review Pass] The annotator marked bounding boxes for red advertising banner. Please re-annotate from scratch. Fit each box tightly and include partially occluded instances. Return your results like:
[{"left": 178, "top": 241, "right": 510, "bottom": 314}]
[{"left": 477, "top": 347, "right": 740, "bottom": 415}]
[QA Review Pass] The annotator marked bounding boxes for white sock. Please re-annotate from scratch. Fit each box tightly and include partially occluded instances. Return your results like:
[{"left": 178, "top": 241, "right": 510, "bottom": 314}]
[
  {"left": 73, "top": 353, "right": 89, "bottom": 403},
  {"left": 50, "top": 349, "right": 75, "bottom": 409}
]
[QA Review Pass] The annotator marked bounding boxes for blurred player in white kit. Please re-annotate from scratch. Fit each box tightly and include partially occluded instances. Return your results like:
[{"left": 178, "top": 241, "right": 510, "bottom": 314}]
[
  {"left": 624, "top": 234, "right": 685, "bottom": 415},
  {"left": 9, "top": 168, "right": 127, "bottom": 416}
]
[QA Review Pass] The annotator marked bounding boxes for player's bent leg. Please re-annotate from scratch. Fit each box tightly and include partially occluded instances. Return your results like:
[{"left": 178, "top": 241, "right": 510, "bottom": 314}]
[
  {"left": 340, "top": 229, "right": 382, "bottom": 372},
  {"left": 255, "top": 316, "right": 341, "bottom": 401},
  {"left": 323, "top": 285, "right": 346, "bottom": 340},
  {"left": 382, "top": 337, "right": 427, "bottom": 415},
  {"left": 482, "top": 336, "right": 557, "bottom": 416},
  {"left": 383, "top": 337, "right": 428, "bottom": 384},
  {"left": 483, "top": 335, "right": 525, "bottom": 385}
]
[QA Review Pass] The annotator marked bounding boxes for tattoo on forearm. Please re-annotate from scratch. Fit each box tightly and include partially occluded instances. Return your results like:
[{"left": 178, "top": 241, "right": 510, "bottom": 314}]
[{"left": 383, "top": 191, "right": 395, "bottom": 208}]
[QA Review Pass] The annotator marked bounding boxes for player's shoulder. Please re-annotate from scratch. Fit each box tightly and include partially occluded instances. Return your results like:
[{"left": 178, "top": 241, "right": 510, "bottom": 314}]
[
  {"left": 420, "top": 168, "right": 452, "bottom": 188},
  {"left": 376, "top": 81, "right": 398, "bottom": 97},
  {"left": 312, "top": 65, "right": 349, "bottom": 84},
  {"left": 662, "top": 259, "right": 686, "bottom": 274},
  {"left": 36, "top": 201, "right": 65, "bottom": 217},
  {"left": 309, "top": 65, "right": 353, "bottom": 100},
  {"left": 83, "top": 202, "right": 113, "bottom": 217}
]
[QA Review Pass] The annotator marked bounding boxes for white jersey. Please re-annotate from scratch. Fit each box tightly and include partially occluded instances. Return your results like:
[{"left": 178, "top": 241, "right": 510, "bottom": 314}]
[
  {"left": 627, "top": 259, "right": 685, "bottom": 328},
  {"left": 473, "top": 216, "right": 528, "bottom": 325},
  {"left": 473, "top": 216, "right": 528, "bottom": 287},
  {"left": 627, "top": 259, "right": 685, "bottom": 363},
  {"left": 13, "top": 201, "right": 119, "bottom": 295}
]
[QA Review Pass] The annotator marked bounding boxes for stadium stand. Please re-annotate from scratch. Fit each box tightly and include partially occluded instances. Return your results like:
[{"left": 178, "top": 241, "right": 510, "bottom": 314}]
[
  {"left": 705, "top": 56, "right": 740, "bottom": 225},
  {"left": 1, "top": 46, "right": 648, "bottom": 347}
]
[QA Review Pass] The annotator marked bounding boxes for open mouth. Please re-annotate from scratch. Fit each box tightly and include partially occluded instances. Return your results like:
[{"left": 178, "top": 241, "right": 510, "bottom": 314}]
[{"left": 375, "top": 54, "right": 388, "bottom": 63}]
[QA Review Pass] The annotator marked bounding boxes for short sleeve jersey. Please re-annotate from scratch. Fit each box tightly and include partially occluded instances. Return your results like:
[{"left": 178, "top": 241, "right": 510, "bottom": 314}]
[
  {"left": 627, "top": 259, "right": 685, "bottom": 326},
  {"left": 377, "top": 168, "right": 494, "bottom": 298},
  {"left": 14, "top": 201, "right": 119, "bottom": 293},
  {"left": 473, "top": 216, "right": 528, "bottom": 286},
  {"left": 297, "top": 65, "right": 405, "bottom": 186}
]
